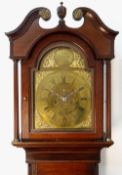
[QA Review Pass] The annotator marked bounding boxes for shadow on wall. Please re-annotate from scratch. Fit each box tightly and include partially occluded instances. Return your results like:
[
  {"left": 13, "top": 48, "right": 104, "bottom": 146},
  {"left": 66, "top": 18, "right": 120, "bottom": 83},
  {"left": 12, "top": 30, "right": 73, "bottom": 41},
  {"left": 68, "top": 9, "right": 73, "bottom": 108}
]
[
  {"left": 99, "top": 149, "right": 107, "bottom": 175},
  {"left": 100, "top": 59, "right": 122, "bottom": 175}
]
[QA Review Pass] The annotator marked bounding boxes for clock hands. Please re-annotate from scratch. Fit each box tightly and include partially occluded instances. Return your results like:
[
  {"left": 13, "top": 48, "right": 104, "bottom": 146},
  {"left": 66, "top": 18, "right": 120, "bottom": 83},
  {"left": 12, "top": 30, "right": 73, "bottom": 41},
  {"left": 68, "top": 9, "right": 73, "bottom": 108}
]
[
  {"left": 60, "top": 85, "right": 84, "bottom": 102},
  {"left": 42, "top": 85, "right": 86, "bottom": 103},
  {"left": 41, "top": 88, "right": 68, "bottom": 102},
  {"left": 58, "top": 85, "right": 85, "bottom": 102}
]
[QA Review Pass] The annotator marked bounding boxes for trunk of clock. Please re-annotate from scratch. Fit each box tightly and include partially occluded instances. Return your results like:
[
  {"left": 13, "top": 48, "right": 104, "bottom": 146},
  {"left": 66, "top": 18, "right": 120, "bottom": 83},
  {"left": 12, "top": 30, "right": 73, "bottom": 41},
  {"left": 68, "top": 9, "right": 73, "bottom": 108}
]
[
  {"left": 26, "top": 149, "right": 99, "bottom": 175},
  {"left": 28, "top": 162, "right": 98, "bottom": 175}
]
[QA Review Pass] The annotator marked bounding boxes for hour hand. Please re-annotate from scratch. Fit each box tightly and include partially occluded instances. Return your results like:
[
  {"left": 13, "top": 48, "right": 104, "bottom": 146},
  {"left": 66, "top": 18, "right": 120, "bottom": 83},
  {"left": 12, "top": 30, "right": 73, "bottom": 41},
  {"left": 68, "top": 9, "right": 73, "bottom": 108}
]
[
  {"left": 75, "top": 86, "right": 84, "bottom": 93},
  {"left": 42, "top": 89, "right": 63, "bottom": 100},
  {"left": 50, "top": 91, "right": 69, "bottom": 102},
  {"left": 77, "top": 86, "right": 84, "bottom": 92}
]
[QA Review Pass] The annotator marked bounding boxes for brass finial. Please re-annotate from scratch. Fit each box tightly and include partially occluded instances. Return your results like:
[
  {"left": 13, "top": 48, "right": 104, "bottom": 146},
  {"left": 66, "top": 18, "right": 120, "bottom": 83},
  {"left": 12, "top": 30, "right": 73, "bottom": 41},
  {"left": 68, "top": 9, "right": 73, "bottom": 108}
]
[
  {"left": 57, "top": 2, "right": 66, "bottom": 20},
  {"left": 60, "top": 2, "right": 63, "bottom": 5}
]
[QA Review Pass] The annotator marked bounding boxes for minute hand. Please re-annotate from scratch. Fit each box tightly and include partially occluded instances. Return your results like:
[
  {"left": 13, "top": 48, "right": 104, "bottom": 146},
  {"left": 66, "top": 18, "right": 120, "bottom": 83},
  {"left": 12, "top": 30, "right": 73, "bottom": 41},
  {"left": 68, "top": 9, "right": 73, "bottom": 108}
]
[{"left": 66, "top": 86, "right": 84, "bottom": 99}]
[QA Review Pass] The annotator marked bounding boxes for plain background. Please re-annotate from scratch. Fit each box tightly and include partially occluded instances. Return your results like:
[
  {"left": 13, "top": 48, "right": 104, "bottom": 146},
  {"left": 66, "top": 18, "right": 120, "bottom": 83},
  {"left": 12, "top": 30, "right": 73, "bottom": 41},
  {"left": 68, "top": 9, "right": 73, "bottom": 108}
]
[{"left": 0, "top": 0, "right": 122, "bottom": 174}]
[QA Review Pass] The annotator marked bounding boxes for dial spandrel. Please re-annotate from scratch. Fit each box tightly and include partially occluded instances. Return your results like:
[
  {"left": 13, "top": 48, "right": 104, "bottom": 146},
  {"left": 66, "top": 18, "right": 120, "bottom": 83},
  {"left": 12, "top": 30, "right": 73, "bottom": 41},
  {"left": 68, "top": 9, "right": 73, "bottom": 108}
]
[{"left": 32, "top": 46, "right": 93, "bottom": 130}]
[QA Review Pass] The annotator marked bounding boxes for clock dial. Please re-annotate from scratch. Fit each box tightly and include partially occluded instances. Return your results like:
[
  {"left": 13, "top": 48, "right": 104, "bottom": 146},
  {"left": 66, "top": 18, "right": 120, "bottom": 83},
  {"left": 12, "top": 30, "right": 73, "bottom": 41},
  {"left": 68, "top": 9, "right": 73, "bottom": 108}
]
[{"left": 33, "top": 46, "right": 93, "bottom": 129}]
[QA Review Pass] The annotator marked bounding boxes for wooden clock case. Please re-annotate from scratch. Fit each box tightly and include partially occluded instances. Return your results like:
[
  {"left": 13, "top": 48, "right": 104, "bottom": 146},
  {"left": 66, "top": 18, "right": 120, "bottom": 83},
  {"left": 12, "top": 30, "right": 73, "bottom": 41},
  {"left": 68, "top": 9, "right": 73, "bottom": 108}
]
[{"left": 6, "top": 3, "right": 118, "bottom": 175}]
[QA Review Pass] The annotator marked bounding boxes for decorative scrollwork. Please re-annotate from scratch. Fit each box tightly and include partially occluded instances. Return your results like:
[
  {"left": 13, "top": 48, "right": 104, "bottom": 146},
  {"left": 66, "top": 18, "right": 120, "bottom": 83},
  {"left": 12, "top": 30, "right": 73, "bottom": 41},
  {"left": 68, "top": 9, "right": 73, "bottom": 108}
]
[
  {"left": 73, "top": 8, "right": 83, "bottom": 21},
  {"left": 39, "top": 8, "right": 51, "bottom": 21}
]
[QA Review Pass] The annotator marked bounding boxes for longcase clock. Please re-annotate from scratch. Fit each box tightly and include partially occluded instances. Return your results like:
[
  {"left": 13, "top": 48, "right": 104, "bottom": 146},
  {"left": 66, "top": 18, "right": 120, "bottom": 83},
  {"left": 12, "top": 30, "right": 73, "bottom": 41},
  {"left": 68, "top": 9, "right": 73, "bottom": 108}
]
[{"left": 6, "top": 3, "right": 118, "bottom": 175}]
